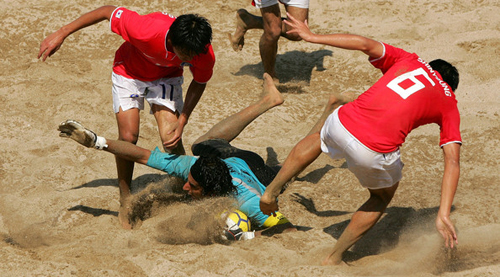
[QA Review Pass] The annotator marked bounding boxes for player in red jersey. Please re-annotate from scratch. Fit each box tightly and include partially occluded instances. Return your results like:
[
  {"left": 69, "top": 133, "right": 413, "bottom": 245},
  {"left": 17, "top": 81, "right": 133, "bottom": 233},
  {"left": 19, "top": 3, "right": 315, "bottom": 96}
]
[
  {"left": 38, "top": 6, "right": 215, "bottom": 229},
  {"left": 260, "top": 14, "right": 461, "bottom": 265}
]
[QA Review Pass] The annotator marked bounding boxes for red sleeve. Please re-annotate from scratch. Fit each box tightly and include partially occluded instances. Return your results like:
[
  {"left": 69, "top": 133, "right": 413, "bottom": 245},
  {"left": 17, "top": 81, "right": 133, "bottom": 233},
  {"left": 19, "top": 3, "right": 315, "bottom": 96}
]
[
  {"left": 439, "top": 101, "right": 462, "bottom": 147},
  {"left": 189, "top": 45, "right": 215, "bottom": 84},
  {"left": 110, "top": 7, "right": 174, "bottom": 54},
  {"left": 110, "top": 8, "right": 147, "bottom": 43},
  {"left": 370, "top": 43, "right": 416, "bottom": 74}
]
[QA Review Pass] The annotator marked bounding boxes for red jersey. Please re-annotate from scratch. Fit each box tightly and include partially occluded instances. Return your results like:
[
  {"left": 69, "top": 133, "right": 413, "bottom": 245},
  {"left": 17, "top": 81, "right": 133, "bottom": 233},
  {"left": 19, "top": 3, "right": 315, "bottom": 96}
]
[
  {"left": 110, "top": 7, "right": 215, "bottom": 82},
  {"left": 338, "top": 43, "right": 461, "bottom": 153}
]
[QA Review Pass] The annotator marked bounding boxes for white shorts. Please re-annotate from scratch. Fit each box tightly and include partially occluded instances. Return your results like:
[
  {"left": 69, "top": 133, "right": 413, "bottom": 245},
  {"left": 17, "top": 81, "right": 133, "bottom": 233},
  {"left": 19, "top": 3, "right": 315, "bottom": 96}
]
[
  {"left": 320, "top": 107, "right": 404, "bottom": 190},
  {"left": 111, "top": 72, "right": 184, "bottom": 114},
  {"left": 253, "top": 0, "right": 309, "bottom": 9}
]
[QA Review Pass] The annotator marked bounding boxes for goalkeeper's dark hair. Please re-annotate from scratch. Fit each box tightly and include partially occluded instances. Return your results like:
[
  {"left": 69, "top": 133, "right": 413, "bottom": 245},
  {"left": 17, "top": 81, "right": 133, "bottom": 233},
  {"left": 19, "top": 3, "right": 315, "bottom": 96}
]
[
  {"left": 190, "top": 155, "right": 236, "bottom": 197},
  {"left": 429, "top": 59, "right": 459, "bottom": 92},
  {"left": 169, "top": 14, "right": 212, "bottom": 56}
]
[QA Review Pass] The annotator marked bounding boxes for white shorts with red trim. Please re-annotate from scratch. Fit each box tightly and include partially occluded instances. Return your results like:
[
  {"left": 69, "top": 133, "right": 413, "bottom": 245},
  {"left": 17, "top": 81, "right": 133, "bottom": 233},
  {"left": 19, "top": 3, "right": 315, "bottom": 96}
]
[
  {"left": 252, "top": 0, "right": 309, "bottom": 9},
  {"left": 111, "top": 72, "right": 184, "bottom": 114},
  {"left": 320, "top": 107, "right": 404, "bottom": 190}
]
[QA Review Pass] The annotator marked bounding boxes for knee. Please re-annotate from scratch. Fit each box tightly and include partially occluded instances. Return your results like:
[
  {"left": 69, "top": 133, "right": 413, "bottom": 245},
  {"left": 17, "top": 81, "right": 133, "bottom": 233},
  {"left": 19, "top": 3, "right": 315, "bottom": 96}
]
[
  {"left": 327, "top": 94, "right": 348, "bottom": 111},
  {"left": 328, "top": 95, "right": 344, "bottom": 106},
  {"left": 369, "top": 185, "right": 398, "bottom": 207},
  {"left": 119, "top": 132, "right": 139, "bottom": 144},
  {"left": 285, "top": 33, "right": 302, "bottom": 41},
  {"left": 262, "top": 25, "right": 281, "bottom": 42}
]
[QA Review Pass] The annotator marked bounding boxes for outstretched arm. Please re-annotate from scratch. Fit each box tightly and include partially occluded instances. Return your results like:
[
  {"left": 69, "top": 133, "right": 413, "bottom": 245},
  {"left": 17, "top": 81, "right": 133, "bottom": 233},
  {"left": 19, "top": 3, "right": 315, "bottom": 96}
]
[
  {"left": 284, "top": 13, "right": 384, "bottom": 59},
  {"left": 260, "top": 132, "right": 323, "bottom": 215},
  {"left": 260, "top": 95, "right": 346, "bottom": 215},
  {"left": 105, "top": 139, "right": 151, "bottom": 165},
  {"left": 58, "top": 120, "right": 151, "bottom": 165},
  {"left": 436, "top": 142, "right": 460, "bottom": 248},
  {"left": 38, "top": 5, "right": 116, "bottom": 61}
]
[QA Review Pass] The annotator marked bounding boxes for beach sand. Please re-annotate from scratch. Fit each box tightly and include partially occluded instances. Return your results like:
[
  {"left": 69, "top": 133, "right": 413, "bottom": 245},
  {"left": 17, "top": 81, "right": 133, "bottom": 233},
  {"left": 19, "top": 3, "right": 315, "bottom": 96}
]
[{"left": 1, "top": 0, "right": 499, "bottom": 276}]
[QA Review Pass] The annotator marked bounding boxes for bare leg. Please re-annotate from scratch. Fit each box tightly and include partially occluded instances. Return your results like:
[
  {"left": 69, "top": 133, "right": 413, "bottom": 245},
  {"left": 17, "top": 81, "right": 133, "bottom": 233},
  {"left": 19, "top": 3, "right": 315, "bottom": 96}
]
[
  {"left": 259, "top": 5, "right": 282, "bottom": 80},
  {"left": 308, "top": 94, "right": 347, "bottom": 136},
  {"left": 260, "top": 95, "right": 345, "bottom": 214},
  {"left": 260, "top": 5, "right": 308, "bottom": 81},
  {"left": 282, "top": 6, "right": 308, "bottom": 40},
  {"left": 228, "top": 9, "right": 263, "bottom": 51},
  {"left": 229, "top": 6, "right": 308, "bottom": 50},
  {"left": 153, "top": 105, "right": 186, "bottom": 155},
  {"left": 193, "top": 73, "right": 283, "bottom": 145},
  {"left": 262, "top": 132, "right": 323, "bottom": 205},
  {"left": 115, "top": 108, "right": 140, "bottom": 230},
  {"left": 230, "top": 6, "right": 308, "bottom": 81},
  {"left": 322, "top": 183, "right": 399, "bottom": 265}
]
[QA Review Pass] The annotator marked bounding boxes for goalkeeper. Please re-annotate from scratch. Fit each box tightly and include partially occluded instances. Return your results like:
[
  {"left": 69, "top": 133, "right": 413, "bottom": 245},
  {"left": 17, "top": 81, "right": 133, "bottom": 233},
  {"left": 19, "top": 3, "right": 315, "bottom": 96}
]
[{"left": 59, "top": 73, "right": 342, "bottom": 239}]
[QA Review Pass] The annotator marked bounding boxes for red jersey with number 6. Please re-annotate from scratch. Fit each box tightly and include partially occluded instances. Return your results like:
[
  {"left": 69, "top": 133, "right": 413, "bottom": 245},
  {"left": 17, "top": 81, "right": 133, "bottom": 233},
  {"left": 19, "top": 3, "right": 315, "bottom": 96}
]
[
  {"left": 110, "top": 7, "right": 215, "bottom": 83},
  {"left": 338, "top": 43, "right": 461, "bottom": 153}
]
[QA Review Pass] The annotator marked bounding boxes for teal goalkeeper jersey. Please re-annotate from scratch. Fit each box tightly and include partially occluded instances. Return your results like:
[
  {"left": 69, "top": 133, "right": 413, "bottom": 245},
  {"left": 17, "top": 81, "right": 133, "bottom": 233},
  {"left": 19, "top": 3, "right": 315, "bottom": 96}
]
[{"left": 146, "top": 147, "right": 269, "bottom": 227}]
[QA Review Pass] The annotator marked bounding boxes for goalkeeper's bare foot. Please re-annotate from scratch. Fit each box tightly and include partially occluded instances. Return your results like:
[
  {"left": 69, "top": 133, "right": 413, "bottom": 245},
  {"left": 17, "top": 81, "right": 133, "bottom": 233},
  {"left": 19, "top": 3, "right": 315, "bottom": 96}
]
[
  {"left": 229, "top": 9, "right": 259, "bottom": 51},
  {"left": 58, "top": 120, "right": 97, "bottom": 148}
]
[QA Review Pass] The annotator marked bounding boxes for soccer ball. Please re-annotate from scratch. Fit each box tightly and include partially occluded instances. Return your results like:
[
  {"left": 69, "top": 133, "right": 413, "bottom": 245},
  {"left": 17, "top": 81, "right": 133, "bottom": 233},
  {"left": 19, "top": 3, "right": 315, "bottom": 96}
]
[{"left": 224, "top": 210, "right": 251, "bottom": 232}]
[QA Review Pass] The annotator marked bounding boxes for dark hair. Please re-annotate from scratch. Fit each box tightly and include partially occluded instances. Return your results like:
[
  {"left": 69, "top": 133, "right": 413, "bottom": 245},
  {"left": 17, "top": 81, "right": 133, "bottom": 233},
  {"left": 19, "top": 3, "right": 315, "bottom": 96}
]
[
  {"left": 190, "top": 155, "right": 236, "bottom": 197},
  {"left": 169, "top": 14, "right": 212, "bottom": 56},
  {"left": 429, "top": 59, "right": 459, "bottom": 91}
]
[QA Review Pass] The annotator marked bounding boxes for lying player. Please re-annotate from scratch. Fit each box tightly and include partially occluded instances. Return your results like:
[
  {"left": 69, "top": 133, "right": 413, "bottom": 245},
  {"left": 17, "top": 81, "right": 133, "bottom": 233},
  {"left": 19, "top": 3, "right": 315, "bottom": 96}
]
[{"left": 58, "top": 73, "right": 309, "bottom": 239}]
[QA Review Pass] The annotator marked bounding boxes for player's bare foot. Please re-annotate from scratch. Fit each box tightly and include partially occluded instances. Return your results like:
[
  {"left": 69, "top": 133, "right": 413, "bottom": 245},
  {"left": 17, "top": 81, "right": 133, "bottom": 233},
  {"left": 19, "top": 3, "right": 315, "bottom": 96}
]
[
  {"left": 262, "top": 73, "right": 284, "bottom": 107},
  {"left": 321, "top": 254, "right": 344, "bottom": 266},
  {"left": 229, "top": 9, "right": 255, "bottom": 51}
]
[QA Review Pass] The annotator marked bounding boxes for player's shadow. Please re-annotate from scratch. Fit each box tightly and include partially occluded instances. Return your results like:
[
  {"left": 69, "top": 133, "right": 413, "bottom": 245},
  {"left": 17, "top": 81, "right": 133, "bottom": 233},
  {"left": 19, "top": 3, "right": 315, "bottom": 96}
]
[
  {"left": 68, "top": 205, "right": 118, "bottom": 217},
  {"left": 233, "top": 49, "right": 333, "bottom": 91},
  {"left": 322, "top": 205, "right": 456, "bottom": 263},
  {"left": 295, "top": 164, "right": 344, "bottom": 184},
  {"left": 291, "top": 193, "right": 351, "bottom": 217},
  {"left": 68, "top": 173, "right": 179, "bottom": 194},
  {"left": 67, "top": 173, "right": 183, "bottom": 217}
]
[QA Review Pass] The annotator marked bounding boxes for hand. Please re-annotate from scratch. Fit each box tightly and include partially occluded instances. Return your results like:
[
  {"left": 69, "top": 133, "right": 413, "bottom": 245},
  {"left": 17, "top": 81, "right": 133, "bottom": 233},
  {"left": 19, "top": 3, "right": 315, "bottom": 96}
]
[
  {"left": 260, "top": 192, "right": 279, "bottom": 216},
  {"left": 38, "top": 29, "right": 67, "bottom": 61},
  {"left": 58, "top": 119, "right": 97, "bottom": 148},
  {"left": 162, "top": 121, "right": 184, "bottom": 150},
  {"left": 435, "top": 213, "right": 458, "bottom": 248},
  {"left": 284, "top": 12, "right": 314, "bottom": 42}
]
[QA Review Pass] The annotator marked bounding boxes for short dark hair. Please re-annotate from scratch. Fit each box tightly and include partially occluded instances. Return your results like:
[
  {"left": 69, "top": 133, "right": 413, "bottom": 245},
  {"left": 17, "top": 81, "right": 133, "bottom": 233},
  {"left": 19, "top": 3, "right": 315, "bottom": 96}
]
[
  {"left": 429, "top": 59, "right": 459, "bottom": 92},
  {"left": 190, "top": 155, "right": 236, "bottom": 197},
  {"left": 169, "top": 14, "right": 212, "bottom": 56}
]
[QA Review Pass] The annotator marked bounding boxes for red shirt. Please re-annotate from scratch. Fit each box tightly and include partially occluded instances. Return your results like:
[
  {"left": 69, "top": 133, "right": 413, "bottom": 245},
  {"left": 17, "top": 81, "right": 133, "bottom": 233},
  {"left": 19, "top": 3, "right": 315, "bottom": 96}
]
[
  {"left": 110, "top": 7, "right": 215, "bottom": 82},
  {"left": 338, "top": 43, "right": 461, "bottom": 153}
]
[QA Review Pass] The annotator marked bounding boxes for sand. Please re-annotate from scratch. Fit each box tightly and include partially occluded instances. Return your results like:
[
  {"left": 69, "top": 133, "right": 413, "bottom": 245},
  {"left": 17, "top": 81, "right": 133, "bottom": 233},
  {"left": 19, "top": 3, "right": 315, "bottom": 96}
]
[{"left": 1, "top": 0, "right": 499, "bottom": 276}]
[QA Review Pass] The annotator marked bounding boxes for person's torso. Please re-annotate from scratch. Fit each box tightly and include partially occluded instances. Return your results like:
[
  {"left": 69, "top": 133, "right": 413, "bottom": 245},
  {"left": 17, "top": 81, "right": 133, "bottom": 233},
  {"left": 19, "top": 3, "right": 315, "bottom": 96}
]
[
  {"left": 338, "top": 43, "right": 460, "bottom": 152},
  {"left": 224, "top": 157, "right": 269, "bottom": 227},
  {"left": 110, "top": 7, "right": 215, "bottom": 82}
]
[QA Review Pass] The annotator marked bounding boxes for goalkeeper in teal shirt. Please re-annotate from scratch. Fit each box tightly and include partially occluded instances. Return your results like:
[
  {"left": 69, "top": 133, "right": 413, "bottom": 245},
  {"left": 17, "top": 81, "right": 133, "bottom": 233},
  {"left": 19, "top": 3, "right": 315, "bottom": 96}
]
[{"left": 59, "top": 74, "right": 344, "bottom": 239}]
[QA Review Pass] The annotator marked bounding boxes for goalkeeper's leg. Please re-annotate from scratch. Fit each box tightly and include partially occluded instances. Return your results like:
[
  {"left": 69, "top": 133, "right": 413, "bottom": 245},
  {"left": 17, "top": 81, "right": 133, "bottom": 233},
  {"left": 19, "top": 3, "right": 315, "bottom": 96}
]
[{"left": 192, "top": 73, "right": 283, "bottom": 145}]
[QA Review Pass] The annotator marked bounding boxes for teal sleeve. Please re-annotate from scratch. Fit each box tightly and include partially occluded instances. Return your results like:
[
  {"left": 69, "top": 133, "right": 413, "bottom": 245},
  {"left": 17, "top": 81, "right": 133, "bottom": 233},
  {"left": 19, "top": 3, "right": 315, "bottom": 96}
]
[
  {"left": 238, "top": 195, "right": 269, "bottom": 228},
  {"left": 146, "top": 147, "right": 197, "bottom": 180}
]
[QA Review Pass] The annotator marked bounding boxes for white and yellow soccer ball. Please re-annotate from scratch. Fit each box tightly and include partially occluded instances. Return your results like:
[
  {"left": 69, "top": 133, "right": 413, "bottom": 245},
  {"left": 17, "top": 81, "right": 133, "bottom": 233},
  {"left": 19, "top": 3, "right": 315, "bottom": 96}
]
[{"left": 225, "top": 209, "right": 251, "bottom": 232}]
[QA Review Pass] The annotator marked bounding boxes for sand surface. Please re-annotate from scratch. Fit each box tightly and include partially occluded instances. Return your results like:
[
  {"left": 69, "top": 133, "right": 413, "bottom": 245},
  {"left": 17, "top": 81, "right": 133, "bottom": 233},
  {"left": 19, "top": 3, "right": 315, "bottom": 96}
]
[{"left": 1, "top": 0, "right": 499, "bottom": 276}]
